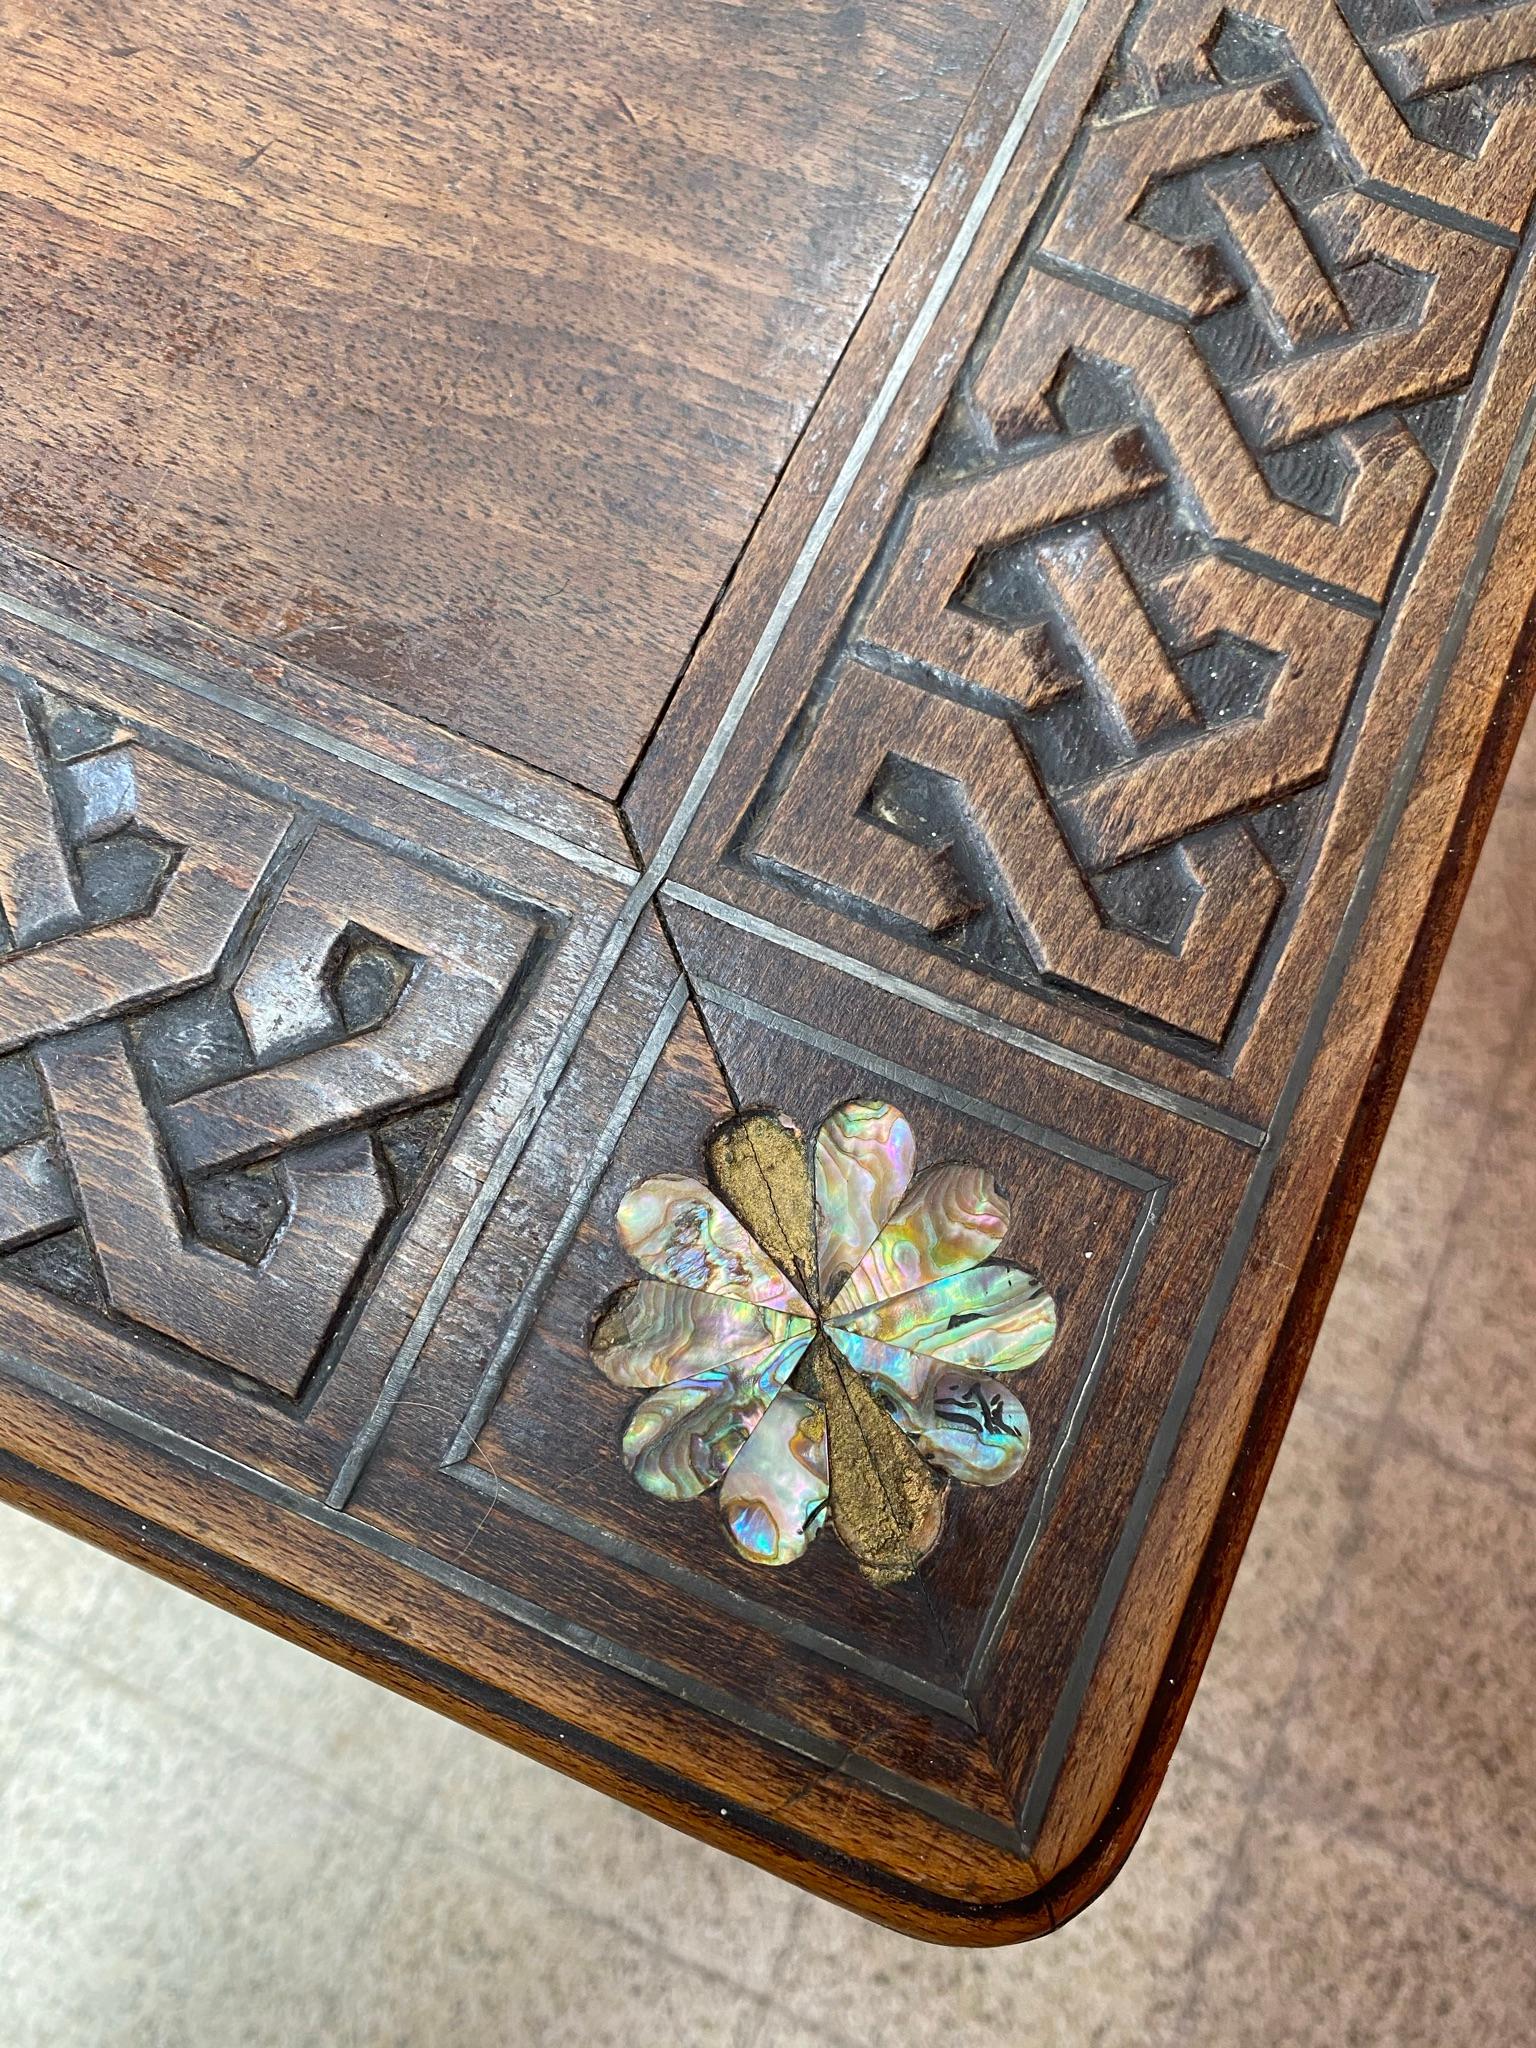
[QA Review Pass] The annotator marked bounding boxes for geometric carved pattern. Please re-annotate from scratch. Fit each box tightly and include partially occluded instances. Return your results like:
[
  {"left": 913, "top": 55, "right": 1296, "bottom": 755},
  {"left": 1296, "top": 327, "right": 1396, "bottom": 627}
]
[
  {"left": 748, "top": 0, "right": 1534, "bottom": 1047},
  {"left": 3, "top": 0, "right": 1536, "bottom": 1946},
  {"left": 0, "top": 675, "right": 541, "bottom": 1395}
]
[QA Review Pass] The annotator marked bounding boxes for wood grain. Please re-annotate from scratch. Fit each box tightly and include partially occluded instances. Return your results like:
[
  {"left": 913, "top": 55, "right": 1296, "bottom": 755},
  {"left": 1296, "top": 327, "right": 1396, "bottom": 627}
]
[
  {"left": 0, "top": 0, "right": 1534, "bottom": 1947},
  {"left": 0, "top": 0, "right": 1011, "bottom": 793}
]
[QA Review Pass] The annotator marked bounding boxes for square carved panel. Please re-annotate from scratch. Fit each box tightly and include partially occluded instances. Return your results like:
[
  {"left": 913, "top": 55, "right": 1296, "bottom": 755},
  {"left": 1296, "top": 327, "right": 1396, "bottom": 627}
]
[{"left": 346, "top": 916, "right": 1251, "bottom": 1867}]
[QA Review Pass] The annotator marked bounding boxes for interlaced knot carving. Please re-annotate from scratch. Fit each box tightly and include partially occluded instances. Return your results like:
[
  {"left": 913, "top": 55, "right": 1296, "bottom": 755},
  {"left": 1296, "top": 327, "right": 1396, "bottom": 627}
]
[
  {"left": 0, "top": 677, "right": 539, "bottom": 1395},
  {"left": 749, "top": 0, "right": 1535, "bottom": 1046}
]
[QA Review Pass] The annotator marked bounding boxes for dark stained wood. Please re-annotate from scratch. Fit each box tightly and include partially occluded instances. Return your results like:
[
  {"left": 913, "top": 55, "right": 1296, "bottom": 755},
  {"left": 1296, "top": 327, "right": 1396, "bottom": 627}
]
[
  {"left": 0, "top": 576, "right": 635, "bottom": 1493},
  {"left": 1, "top": 0, "right": 1535, "bottom": 1948},
  {"left": 0, "top": 0, "right": 1013, "bottom": 794}
]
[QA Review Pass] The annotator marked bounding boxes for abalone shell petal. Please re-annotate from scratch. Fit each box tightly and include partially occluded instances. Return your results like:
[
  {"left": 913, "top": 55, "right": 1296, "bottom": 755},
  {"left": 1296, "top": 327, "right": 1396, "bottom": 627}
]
[
  {"left": 832, "top": 1329, "right": 1030, "bottom": 1487},
  {"left": 622, "top": 1334, "right": 810, "bottom": 1501},
  {"left": 924, "top": 1282, "right": 1055, "bottom": 1374},
  {"left": 719, "top": 1390, "right": 829, "bottom": 1567},
  {"left": 616, "top": 1173, "right": 812, "bottom": 1315},
  {"left": 592, "top": 1279, "right": 812, "bottom": 1389},
  {"left": 814, "top": 1100, "right": 914, "bottom": 1301},
  {"left": 835, "top": 1262, "right": 1055, "bottom": 1373},
  {"left": 623, "top": 1370, "right": 752, "bottom": 1500},
  {"left": 829, "top": 1163, "right": 1011, "bottom": 1317}
]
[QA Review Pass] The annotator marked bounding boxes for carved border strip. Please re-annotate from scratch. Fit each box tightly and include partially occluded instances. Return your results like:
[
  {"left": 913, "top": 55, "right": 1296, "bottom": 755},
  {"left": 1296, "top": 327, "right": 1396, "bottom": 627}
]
[
  {"left": 1014, "top": 371, "right": 1536, "bottom": 1845},
  {"left": 665, "top": 0, "right": 1536, "bottom": 1125},
  {"left": 0, "top": 597, "right": 637, "bottom": 1495}
]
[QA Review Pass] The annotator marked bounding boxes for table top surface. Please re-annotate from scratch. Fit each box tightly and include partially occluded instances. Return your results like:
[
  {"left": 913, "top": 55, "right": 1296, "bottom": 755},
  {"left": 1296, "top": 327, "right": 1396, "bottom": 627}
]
[{"left": 1, "top": 0, "right": 1534, "bottom": 1941}]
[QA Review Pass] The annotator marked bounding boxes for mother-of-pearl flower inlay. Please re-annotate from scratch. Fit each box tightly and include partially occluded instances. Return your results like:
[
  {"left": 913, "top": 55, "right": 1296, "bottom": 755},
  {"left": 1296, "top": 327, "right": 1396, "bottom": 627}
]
[{"left": 590, "top": 1100, "right": 1057, "bottom": 1584}]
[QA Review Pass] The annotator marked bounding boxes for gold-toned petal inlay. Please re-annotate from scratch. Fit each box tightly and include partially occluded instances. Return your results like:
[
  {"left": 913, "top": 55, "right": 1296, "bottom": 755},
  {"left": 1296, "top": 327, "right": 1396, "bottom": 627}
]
[
  {"left": 708, "top": 1108, "right": 816, "bottom": 1301},
  {"left": 808, "top": 1332, "right": 945, "bottom": 1588}
]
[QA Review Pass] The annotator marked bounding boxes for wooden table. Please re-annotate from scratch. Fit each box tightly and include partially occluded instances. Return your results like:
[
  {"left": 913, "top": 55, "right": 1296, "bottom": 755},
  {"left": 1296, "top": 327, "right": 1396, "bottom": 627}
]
[{"left": 2, "top": 0, "right": 1533, "bottom": 1943}]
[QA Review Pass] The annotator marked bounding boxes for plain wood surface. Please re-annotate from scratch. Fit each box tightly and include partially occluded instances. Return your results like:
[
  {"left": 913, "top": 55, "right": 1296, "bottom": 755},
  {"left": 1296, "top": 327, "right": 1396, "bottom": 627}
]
[
  {"left": 2, "top": 0, "right": 1536, "bottom": 1944},
  {"left": 0, "top": 0, "right": 1011, "bottom": 793}
]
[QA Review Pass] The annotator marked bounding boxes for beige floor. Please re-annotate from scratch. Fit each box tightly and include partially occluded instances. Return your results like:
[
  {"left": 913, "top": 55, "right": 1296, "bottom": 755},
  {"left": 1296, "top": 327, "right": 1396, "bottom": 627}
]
[{"left": 4, "top": 735, "right": 1536, "bottom": 2048}]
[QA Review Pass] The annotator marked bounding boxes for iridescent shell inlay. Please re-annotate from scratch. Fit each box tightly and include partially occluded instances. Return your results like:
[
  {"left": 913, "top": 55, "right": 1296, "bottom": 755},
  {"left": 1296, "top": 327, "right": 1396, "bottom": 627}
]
[{"left": 591, "top": 1098, "right": 1058, "bottom": 1583}]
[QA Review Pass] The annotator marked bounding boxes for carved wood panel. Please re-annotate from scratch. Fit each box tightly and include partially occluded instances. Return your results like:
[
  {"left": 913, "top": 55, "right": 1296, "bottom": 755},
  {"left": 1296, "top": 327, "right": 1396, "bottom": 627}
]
[
  {"left": 1, "top": 0, "right": 1534, "bottom": 1946},
  {"left": 342, "top": 912, "right": 1248, "bottom": 1863},
  {"left": 0, "top": 609, "right": 632, "bottom": 1490},
  {"left": 672, "top": 0, "right": 1536, "bottom": 1109},
  {"left": 1, "top": 675, "right": 542, "bottom": 1394}
]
